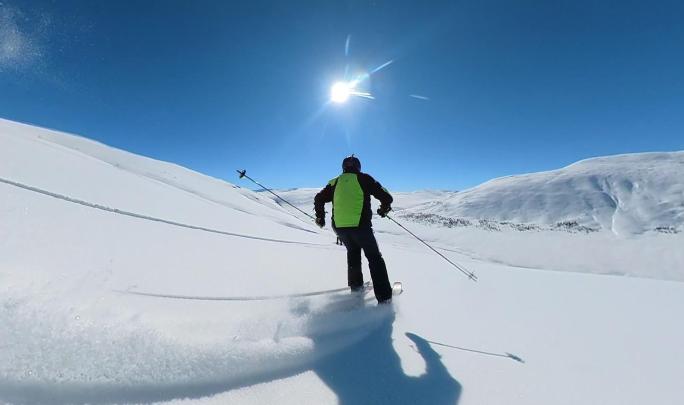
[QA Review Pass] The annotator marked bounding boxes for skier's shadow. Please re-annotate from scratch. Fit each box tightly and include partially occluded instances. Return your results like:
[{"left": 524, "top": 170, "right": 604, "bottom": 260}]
[{"left": 303, "top": 295, "right": 462, "bottom": 405}]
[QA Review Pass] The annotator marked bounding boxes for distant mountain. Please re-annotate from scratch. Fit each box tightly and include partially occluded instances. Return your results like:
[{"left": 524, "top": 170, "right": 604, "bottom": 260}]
[
  {"left": 407, "top": 152, "right": 684, "bottom": 235},
  {"left": 274, "top": 152, "right": 684, "bottom": 236}
]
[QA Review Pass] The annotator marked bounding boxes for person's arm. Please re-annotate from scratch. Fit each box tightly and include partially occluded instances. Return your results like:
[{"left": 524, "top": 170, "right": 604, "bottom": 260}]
[
  {"left": 314, "top": 183, "right": 334, "bottom": 219},
  {"left": 361, "top": 173, "right": 393, "bottom": 207}
]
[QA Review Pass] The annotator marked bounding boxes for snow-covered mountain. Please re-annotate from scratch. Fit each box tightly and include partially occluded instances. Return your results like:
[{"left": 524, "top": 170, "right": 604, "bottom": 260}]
[
  {"left": 277, "top": 152, "right": 684, "bottom": 236},
  {"left": 1, "top": 118, "right": 683, "bottom": 405},
  {"left": 409, "top": 152, "right": 684, "bottom": 235}
]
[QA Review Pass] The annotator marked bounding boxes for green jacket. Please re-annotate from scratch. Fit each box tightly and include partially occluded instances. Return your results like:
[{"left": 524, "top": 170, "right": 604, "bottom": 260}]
[{"left": 314, "top": 171, "right": 393, "bottom": 228}]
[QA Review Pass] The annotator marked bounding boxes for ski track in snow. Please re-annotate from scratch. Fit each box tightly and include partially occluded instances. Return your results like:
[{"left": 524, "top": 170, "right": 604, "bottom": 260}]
[
  {"left": 116, "top": 282, "right": 372, "bottom": 302},
  {"left": 0, "top": 176, "right": 327, "bottom": 248}
]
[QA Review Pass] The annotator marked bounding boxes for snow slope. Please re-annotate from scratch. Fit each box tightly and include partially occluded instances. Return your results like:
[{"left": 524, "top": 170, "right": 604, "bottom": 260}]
[{"left": 1, "top": 118, "right": 683, "bottom": 405}]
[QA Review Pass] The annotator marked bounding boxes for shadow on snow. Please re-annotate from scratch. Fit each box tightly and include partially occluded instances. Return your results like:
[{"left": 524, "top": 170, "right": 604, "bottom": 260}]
[{"left": 310, "top": 304, "right": 462, "bottom": 404}]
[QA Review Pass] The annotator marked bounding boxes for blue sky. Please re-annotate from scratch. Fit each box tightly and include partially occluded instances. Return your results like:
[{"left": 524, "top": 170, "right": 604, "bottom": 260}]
[{"left": 1, "top": 0, "right": 683, "bottom": 191}]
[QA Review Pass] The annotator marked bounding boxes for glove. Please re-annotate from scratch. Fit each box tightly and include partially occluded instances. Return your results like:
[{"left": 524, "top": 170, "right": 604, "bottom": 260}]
[
  {"left": 377, "top": 205, "right": 391, "bottom": 218},
  {"left": 315, "top": 216, "right": 325, "bottom": 228}
]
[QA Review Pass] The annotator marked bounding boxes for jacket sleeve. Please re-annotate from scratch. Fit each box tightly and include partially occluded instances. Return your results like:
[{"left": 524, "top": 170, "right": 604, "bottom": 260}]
[
  {"left": 314, "top": 183, "right": 334, "bottom": 218},
  {"left": 362, "top": 174, "right": 393, "bottom": 207}
]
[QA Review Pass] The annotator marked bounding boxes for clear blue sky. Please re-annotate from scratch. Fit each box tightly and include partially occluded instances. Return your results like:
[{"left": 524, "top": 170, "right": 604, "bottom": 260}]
[{"left": 2, "top": 0, "right": 683, "bottom": 191}]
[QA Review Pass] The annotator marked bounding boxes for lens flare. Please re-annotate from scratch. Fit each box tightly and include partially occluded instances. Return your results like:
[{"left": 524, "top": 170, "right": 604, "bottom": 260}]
[{"left": 331, "top": 81, "right": 351, "bottom": 103}]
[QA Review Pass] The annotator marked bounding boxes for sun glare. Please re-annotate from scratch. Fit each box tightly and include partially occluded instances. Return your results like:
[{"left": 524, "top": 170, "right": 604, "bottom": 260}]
[{"left": 330, "top": 81, "right": 351, "bottom": 103}]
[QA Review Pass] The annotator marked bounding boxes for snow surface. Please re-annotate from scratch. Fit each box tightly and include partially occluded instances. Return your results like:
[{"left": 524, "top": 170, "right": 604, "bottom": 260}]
[{"left": 1, "top": 118, "right": 683, "bottom": 405}]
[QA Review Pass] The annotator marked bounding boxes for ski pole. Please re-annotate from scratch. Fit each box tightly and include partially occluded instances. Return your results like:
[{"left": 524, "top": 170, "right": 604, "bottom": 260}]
[
  {"left": 385, "top": 214, "right": 478, "bottom": 282},
  {"left": 236, "top": 170, "right": 316, "bottom": 221},
  {"left": 423, "top": 338, "right": 524, "bottom": 363}
]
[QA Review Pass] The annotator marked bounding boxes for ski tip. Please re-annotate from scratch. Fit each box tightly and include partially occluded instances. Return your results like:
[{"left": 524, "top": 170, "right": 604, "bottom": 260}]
[
  {"left": 506, "top": 353, "right": 525, "bottom": 363},
  {"left": 392, "top": 281, "right": 403, "bottom": 296}
]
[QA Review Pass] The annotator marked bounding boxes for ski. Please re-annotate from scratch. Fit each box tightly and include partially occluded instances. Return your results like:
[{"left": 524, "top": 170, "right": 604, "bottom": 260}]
[{"left": 116, "top": 280, "right": 402, "bottom": 302}]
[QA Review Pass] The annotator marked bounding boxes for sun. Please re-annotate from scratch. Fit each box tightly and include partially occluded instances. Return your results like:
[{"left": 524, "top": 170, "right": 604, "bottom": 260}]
[{"left": 330, "top": 81, "right": 351, "bottom": 103}]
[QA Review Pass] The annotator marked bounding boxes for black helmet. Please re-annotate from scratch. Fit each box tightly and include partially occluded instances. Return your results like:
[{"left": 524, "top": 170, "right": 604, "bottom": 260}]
[{"left": 342, "top": 154, "right": 361, "bottom": 173}]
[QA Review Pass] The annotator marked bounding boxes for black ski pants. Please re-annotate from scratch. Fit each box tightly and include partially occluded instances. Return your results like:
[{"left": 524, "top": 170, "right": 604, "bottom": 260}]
[{"left": 334, "top": 224, "right": 392, "bottom": 302}]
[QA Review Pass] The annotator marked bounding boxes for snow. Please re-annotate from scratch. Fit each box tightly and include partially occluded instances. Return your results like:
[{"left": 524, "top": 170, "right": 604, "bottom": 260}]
[{"left": 1, "top": 117, "right": 683, "bottom": 404}]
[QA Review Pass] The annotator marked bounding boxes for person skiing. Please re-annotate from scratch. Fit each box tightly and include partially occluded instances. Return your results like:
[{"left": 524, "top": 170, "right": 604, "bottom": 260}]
[{"left": 314, "top": 155, "right": 394, "bottom": 303}]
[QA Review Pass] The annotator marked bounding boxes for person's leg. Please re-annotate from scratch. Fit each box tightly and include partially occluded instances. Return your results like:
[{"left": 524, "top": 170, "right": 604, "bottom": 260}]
[
  {"left": 357, "top": 226, "right": 392, "bottom": 302},
  {"left": 335, "top": 227, "right": 364, "bottom": 288}
]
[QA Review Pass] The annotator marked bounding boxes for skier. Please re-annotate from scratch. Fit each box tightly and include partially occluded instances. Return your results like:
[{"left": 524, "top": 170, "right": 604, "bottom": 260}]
[{"left": 314, "top": 155, "right": 394, "bottom": 304}]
